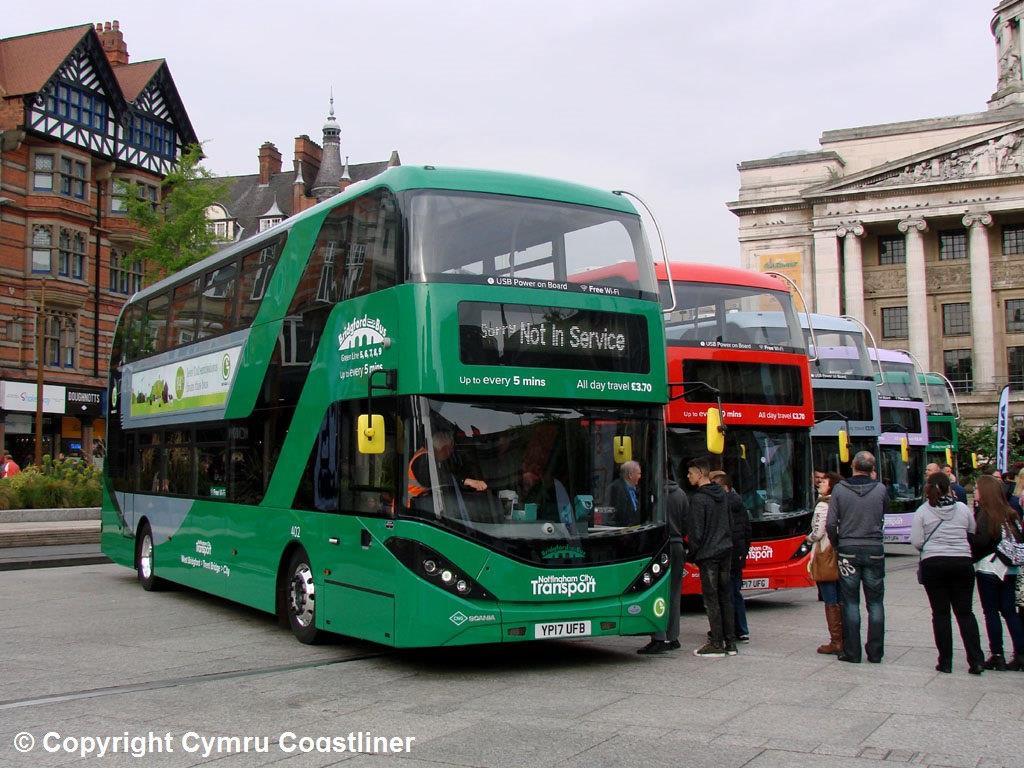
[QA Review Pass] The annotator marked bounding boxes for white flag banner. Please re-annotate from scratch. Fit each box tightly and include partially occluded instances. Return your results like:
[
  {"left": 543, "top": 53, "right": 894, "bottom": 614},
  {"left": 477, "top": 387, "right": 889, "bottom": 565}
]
[{"left": 996, "top": 385, "right": 1011, "bottom": 474}]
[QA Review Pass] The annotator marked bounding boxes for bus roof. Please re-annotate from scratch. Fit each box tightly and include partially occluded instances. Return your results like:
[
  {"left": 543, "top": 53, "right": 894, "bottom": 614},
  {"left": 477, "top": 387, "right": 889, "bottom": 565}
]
[
  {"left": 868, "top": 348, "right": 914, "bottom": 364},
  {"left": 128, "top": 165, "right": 638, "bottom": 304},
  {"left": 657, "top": 262, "right": 790, "bottom": 291}
]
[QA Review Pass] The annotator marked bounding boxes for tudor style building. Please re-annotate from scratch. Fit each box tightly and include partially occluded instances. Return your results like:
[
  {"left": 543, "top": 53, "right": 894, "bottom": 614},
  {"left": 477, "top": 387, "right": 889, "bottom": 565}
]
[
  {"left": 730, "top": 0, "right": 1024, "bottom": 425},
  {"left": 0, "top": 21, "right": 197, "bottom": 463},
  {"left": 206, "top": 98, "right": 400, "bottom": 243}
]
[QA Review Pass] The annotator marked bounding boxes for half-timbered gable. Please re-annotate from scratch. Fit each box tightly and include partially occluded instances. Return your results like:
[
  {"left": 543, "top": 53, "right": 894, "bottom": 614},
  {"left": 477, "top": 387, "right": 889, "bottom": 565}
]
[
  {"left": 25, "top": 31, "right": 125, "bottom": 158},
  {"left": 114, "top": 60, "right": 197, "bottom": 175}
]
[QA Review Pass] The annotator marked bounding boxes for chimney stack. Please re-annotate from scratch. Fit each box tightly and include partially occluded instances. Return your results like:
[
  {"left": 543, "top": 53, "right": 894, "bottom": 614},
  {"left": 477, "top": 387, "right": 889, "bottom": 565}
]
[
  {"left": 96, "top": 20, "right": 129, "bottom": 66},
  {"left": 258, "top": 142, "right": 282, "bottom": 185}
]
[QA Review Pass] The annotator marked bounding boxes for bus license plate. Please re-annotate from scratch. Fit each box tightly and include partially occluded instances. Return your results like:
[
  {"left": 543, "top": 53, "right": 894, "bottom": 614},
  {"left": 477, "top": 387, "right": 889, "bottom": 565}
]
[
  {"left": 741, "top": 578, "right": 769, "bottom": 590},
  {"left": 534, "top": 620, "right": 592, "bottom": 639}
]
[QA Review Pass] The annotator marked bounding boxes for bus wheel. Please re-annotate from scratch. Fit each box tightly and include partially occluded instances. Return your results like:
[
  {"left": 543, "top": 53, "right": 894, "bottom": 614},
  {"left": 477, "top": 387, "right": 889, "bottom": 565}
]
[
  {"left": 283, "top": 549, "right": 322, "bottom": 644},
  {"left": 136, "top": 523, "right": 165, "bottom": 592}
]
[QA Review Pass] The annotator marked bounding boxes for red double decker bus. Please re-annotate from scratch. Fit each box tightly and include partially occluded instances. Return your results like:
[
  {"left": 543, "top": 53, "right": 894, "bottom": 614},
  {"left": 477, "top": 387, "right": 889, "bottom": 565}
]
[{"left": 660, "top": 263, "right": 815, "bottom": 594}]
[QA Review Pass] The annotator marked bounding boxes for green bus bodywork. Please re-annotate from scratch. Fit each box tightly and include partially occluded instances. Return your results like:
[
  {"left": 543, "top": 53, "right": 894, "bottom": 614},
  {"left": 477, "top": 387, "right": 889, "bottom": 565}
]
[{"left": 102, "top": 167, "right": 670, "bottom": 647}]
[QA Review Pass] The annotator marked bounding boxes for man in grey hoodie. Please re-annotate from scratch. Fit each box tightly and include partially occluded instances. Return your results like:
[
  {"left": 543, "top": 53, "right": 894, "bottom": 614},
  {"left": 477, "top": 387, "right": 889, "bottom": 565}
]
[
  {"left": 637, "top": 472, "right": 689, "bottom": 654},
  {"left": 826, "top": 451, "right": 888, "bottom": 663}
]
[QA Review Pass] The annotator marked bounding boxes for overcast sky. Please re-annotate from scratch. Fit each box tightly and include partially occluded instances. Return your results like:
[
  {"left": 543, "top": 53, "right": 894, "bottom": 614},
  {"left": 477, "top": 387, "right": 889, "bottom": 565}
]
[{"left": 6, "top": 1, "right": 998, "bottom": 264}]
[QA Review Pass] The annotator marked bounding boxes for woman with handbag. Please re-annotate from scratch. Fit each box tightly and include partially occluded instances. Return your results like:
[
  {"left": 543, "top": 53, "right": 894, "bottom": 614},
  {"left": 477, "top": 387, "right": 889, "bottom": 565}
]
[
  {"left": 807, "top": 472, "right": 842, "bottom": 654},
  {"left": 973, "top": 474, "right": 1024, "bottom": 671},
  {"left": 911, "top": 472, "right": 984, "bottom": 674}
]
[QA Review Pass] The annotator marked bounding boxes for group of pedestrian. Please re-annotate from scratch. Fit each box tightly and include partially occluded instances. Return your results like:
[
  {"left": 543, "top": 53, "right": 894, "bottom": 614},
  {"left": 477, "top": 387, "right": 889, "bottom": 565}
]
[{"left": 637, "top": 458, "right": 751, "bottom": 657}]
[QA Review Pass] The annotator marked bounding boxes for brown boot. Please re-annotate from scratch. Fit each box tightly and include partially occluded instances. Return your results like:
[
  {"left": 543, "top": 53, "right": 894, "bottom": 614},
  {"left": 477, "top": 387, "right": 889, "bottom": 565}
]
[{"left": 817, "top": 603, "right": 843, "bottom": 655}]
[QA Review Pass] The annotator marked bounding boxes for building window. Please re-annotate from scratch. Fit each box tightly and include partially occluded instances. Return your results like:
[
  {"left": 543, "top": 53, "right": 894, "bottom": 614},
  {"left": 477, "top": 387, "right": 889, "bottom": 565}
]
[
  {"left": 111, "top": 179, "right": 158, "bottom": 214},
  {"left": 32, "top": 154, "right": 54, "bottom": 191},
  {"left": 881, "top": 306, "right": 909, "bottom": 339},
  {"left": 40, "top": 312, "right": 76, "bottom": 369},
  {"left": 944, "top": 349, "right": 973, "bottom": 393},
  {"left": 128, "top": 114, "right": 176, "bottom": 159},
  {"left": 942, "top": 302, "right": 971, "bottom": 336},
  {"left": 878, "top": 235, "right": 906, "bottom": 265},
  {"left": 1006, "top": 298, "right": 1024, "bottom": 332},
  {"left": 258, "top": 217, "right": 282, "bottom": 232},
  {"left": 109, "top": 249, "right": 143, "bottom": 295},
  {"left": 31, "top": 225, "right": 53, "bottom": 273},
  {"left": 47, "top": 82, "right": 107, "bottom": 130},
  {"left": 33, "top": 152, "right": 88, "bottom": 200},
  {"left": 57, "top": 229, "right": 87, "bottom": 279},
  {"left": 939, "top": 230, "right": 967, "bottom": 261},
  {"left": 1003, "top": 224, "right": 1024, "bottom": 256},
  {"left": 209, "top": 220, "right": 230, "bottom": 240},
  {"left": 1009, "top": 346, "right": 1024, "bottom": 388}
]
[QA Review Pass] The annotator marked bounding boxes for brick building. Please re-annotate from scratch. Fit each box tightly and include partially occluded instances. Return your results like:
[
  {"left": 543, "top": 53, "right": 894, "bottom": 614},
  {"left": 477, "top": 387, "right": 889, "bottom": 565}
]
[
  {"left": 205, "top": 98, "right": 400, "bottom": 243},
  {"left": 0, "top": 21, "right": 197, "bottom": 464}
]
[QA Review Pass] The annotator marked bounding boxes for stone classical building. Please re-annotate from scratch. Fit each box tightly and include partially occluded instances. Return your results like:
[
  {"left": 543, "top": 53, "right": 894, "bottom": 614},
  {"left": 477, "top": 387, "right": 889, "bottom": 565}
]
[
  {"left": 0, "top": 21, "right": 196, "bottom": 463},
  {"left": 206, "top": 99, "right": 400, "bottom": 243},
  {"left": 729, "top": 1, "right": 1024, "bottom": 424}
]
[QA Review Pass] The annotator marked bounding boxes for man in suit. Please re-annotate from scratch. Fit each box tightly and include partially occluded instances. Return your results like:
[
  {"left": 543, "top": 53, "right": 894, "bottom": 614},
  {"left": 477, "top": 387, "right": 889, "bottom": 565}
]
[{"left": 607, "top": 460, "right": 642, "bottom": 526}]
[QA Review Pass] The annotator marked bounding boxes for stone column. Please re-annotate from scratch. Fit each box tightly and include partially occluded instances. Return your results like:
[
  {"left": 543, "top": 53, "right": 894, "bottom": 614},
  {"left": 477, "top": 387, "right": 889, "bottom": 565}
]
[
  {"left": 898, "top": 216, "right": 930, "bottom": 367},
  {"left": 838, "top": 221, "right": 866, "bottom": 322},
  {"left": 963, "top": 212, "right": 995, "bottom": 392},
  {"left": 812, "top": 229, "right": 841, "bottom": 315}
]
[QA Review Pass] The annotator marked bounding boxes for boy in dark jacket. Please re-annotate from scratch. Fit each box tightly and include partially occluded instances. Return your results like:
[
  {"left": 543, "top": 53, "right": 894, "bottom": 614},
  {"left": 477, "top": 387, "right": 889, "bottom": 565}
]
[
  {"left": 686, "top": 458, "right": 735, "bottom": 657},
  {"left": 638, "top": 475, "right": 689, "bottom": 654},
  {"left": 713, "top": 471, "right": 751, "bottom": 642}
]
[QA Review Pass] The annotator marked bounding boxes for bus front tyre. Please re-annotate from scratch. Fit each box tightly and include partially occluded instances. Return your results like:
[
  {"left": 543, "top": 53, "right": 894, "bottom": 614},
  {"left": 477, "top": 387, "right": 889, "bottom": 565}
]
[
  {"left": 283, "top": 549, "right": 323, "bottom": 644},
  {"left": 136, "top": 523, "right": 165, "bottom": 592}
]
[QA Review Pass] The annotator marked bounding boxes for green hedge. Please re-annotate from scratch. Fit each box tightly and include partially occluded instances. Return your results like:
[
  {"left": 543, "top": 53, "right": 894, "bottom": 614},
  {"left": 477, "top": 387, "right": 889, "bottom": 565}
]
[{"left": 0, "top": 456, "right": 102, "bottom": 510}]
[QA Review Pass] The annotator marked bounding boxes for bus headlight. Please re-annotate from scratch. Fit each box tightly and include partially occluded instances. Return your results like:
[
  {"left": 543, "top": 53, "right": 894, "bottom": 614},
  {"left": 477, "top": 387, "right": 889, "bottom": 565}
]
[
  {"left": 384, "top": 538, "right": 493, "bottom": 600},
  {"left": 625, "top": 545, "right": 671, "bottom": 594},
  {"left": 792, "top": 539, "right": 813, "bottom": 559}
]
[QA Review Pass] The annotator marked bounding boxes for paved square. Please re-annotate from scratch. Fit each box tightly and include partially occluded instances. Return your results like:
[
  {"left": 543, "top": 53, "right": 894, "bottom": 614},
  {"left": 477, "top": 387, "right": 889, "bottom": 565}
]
[{"left": 0, "top": 550, "right": 1020, "bottom": 767}]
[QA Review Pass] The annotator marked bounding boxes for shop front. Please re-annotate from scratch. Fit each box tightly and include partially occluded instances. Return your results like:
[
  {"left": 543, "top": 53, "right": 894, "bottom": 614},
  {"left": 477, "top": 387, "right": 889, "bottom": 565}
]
[{"left": 0, "top": 380, "right": 106, "bottom": 468}]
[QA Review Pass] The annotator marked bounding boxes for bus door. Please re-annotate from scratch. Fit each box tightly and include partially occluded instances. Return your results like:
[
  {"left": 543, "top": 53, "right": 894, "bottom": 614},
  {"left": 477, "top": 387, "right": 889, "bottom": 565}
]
[{"left": 313, "top": 399, "right": 399, "bottom": 644}]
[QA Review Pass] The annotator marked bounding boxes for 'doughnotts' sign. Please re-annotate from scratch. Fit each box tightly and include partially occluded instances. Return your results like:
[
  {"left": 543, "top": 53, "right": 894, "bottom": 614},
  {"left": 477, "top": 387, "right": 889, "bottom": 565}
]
[{"left": 129, "top": 346, "right": 242, "bottom": 418}]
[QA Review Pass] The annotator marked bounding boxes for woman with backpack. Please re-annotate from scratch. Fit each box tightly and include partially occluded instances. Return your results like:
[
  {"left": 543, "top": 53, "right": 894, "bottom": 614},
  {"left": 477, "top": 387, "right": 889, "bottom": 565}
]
[
  {"left": 972, "top": 474, "right": 1024, "bottom": 671},
  {"left": 807, "top": 472, "right": 843, "bottom": 655},
  {"left": 911, "top": 472, "right": 984, "bottom": 674}
]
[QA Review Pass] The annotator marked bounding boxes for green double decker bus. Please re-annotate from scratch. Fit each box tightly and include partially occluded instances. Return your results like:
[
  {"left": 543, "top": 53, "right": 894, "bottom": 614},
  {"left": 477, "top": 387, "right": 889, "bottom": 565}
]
[
  {"left": 920, "top": 372, "right": 960, "bottom": 469},
  {"left": 101, "top": 166, "right": 670, "bottom": 647}
]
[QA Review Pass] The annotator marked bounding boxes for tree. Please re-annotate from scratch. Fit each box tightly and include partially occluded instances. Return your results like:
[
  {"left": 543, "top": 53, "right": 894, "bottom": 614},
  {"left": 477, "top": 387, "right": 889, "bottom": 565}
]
[
  {"left": 122, "top": 144, "right": 230, "bottom": 281},
  {"left": 957, "top": 419, "right": 1024, "bottom": 484}
]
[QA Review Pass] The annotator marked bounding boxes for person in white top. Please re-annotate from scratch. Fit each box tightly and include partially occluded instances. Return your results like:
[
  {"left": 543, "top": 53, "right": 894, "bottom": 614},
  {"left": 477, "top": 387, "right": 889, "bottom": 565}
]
[{"left": 807, "top": 472, "right": 842, "bottom": 655}]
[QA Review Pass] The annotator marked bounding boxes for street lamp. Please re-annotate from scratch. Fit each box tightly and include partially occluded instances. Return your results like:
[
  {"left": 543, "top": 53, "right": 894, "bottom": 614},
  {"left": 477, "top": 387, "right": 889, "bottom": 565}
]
[{"left": 34, "top": 278, "right": 47, "bottom": 466}]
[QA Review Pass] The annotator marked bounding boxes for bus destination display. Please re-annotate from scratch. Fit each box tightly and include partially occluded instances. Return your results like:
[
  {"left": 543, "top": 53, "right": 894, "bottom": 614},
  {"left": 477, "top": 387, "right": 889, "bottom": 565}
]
[{"left": 458, "top": 302, "right": 649, "bottom": 373}]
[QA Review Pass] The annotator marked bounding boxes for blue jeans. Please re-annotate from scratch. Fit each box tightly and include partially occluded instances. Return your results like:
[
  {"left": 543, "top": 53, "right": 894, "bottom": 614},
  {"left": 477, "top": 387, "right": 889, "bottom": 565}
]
[
  {"left": 837, "top": 545, "right": 885, "bottom": 662},
  {"left": 817, "top": 580, "right": 839, "bottom": 605},
  {"left": 731, "top": 554, "right": 749, "bottom": 636},
  {"left": 976, "top": 572, "right": 1024, "bottom": 657}
]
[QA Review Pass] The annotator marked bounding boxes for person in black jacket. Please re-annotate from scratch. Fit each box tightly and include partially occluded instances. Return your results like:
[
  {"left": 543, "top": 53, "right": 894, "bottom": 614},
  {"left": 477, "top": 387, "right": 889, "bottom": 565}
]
[
  {"left": 713, "top": 470, "right": 751, "bottom": 642},
  {"left": 686, "top": 458, "right": 735, "bottom": 657},
  {"left": 638, "top": 473, "right": 689, "bottom": 654}
]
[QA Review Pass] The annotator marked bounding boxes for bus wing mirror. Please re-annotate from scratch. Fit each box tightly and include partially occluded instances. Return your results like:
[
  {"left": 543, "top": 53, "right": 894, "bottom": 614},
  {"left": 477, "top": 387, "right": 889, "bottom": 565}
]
[
  {"left": 946, "top": 446, "right": 953, "bottom": 467},
  {"left": 706, "top": 407, "right": 725, "bottom": 455},
  {"left": 613, "top": 436, "right": 633, "bottom": 464},
  {"left": 357, "top": 414, "right": 386, "bottom": 455},
  {"left": 838, "top": 429, "right": 850, "bottom": 464},
  {"left": 972, "top": 452, "right": 979, "bottom": 469},
  {"left": 900, "top": 437, "right": 909, "bottom": 463}
]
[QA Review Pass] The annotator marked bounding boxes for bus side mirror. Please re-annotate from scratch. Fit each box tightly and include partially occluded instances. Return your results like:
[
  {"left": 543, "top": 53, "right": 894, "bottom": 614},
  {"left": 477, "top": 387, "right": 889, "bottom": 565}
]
[
  {"left": 972, "top": 452, "right": 979, "bottom": 469},
  {"left": 900, "top": 437, "right": 909, "bottom": 463},
  {"left": 945, "top": 446, "right": 953, "bottom": 467},
  {"left": 838, "top": 429, "right": 850, "bottom": 463},
  {"left": 706, "top": 407, "right": 725, "bottom": 455},
  {"left": 613, "top": 436, "right": 633, "bottom": 464},
  {"left": 357, "top": 414, "right": 385, "bottom": 455}
]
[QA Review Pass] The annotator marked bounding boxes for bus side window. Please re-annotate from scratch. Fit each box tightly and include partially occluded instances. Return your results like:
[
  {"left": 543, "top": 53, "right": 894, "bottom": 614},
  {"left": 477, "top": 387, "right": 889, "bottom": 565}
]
[
  {"left": 339, "top": 399, "right": 398, "bottom": 515},
  {"left": 199, "top": 262, "right": 238, "bottom": 339},
  {"left": 142, "top": 293, "right": 169, "bottom": 356},
  {"left": 169, "top": 279, "right": 201, "bottom": 348}
]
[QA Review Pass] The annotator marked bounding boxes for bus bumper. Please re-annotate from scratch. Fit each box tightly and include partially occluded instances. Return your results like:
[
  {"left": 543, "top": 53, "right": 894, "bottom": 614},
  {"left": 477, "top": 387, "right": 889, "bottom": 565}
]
[{"left": 883, "top": 513, "right": 914, "bottom": 544}]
